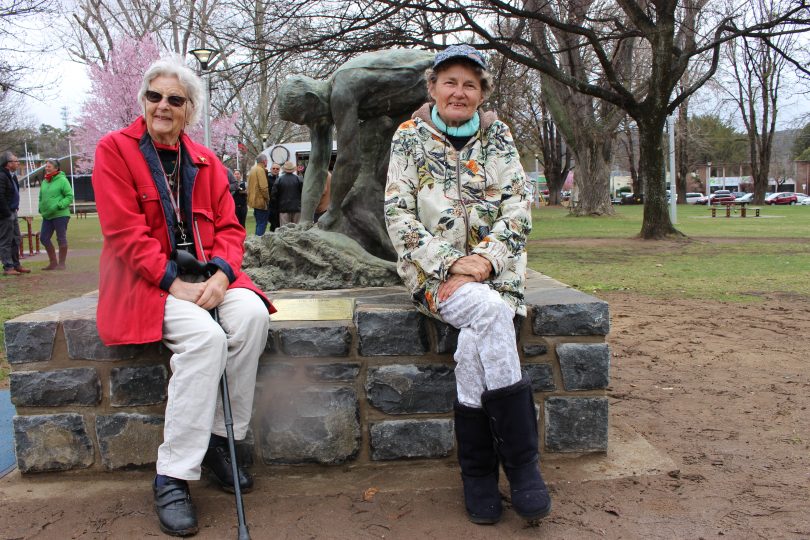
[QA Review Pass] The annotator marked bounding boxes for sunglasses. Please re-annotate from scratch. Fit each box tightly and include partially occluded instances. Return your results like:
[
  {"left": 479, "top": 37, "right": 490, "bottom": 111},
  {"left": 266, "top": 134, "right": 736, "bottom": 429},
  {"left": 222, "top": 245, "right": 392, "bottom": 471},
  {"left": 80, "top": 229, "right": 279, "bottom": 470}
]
[{"left": 144, "top": 90, "right": 188, "bottom": 107}]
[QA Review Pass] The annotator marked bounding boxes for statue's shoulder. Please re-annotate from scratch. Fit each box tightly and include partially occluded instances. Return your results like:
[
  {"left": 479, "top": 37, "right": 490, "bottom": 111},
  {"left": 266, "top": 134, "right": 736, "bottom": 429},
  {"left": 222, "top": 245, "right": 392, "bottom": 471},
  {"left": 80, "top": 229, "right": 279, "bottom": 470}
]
[{"left": 336, "top": 49, "right": 435, "bottom": 73}]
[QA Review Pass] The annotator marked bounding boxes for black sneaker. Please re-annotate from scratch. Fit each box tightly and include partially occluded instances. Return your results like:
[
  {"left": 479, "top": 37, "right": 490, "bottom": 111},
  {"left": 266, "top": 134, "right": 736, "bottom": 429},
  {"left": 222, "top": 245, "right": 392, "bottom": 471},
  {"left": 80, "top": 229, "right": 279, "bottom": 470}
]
[
  {"left": 153, "top": 477, "right": 198, "bottom": 537},
  {"left": 202, "top": 444, "right": 254, "bottom": 493}
]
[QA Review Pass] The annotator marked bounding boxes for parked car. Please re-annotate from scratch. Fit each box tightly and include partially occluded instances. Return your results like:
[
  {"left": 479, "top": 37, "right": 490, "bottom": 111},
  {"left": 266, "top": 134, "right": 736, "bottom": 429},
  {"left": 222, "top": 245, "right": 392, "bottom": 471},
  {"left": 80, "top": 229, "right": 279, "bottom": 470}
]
[
  {"left": 620, "top": 193, "right": 643, "bottom": 205},
  {"left": 708, "top": 190, "right": 736, "bottom": 204},
  {"left": 800, "top": 196, "right": 810, "bottom": 206},
  {"left": 734, "top": 193, "right": 754, "bottom": 204},
  {"left": 685, "top": 192, "right": 704, "bottom": 204},
  {"left": 793, "top": 193, "right": 809, "bottom": 204},
  {"left": 765, "top": 192, "right": 798, "bottom": 205}
]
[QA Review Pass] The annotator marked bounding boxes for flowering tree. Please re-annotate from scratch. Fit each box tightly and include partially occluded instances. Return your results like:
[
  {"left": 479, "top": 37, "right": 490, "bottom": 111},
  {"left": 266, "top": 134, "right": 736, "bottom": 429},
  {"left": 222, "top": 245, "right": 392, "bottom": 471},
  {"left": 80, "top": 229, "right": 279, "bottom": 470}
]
[
  {"left": 72, "top": 35, "right": 159, "bottom": 166},
  {"left": 187, "top": 111, "right": 240, "bottom": 159},
  {"left": 73, "top": 34, "right": 238, "bottom": 168}
]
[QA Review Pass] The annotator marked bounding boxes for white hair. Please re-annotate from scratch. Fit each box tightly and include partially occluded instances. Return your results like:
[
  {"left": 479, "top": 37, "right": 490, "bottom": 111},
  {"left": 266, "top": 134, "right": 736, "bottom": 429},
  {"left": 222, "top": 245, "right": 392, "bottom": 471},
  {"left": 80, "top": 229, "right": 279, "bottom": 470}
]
[{"left": 138, "top": 55, "right": 204, "bottom": 126}]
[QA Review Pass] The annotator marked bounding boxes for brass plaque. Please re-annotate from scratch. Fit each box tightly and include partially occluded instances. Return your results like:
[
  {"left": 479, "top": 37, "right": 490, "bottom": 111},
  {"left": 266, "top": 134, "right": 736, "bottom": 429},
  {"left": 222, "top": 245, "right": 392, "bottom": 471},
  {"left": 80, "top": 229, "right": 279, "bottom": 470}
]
[{"left": 270, "top": 298, "right": 355, "bottom": 321}]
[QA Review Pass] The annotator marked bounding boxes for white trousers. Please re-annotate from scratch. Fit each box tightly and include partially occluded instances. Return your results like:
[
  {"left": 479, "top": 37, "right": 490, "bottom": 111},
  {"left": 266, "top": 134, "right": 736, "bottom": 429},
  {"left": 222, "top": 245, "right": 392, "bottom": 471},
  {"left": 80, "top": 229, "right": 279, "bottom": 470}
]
[
  {"left": 438, "top": 282, "right": 522, "bottom": 408},
  {"left": 157, "top": 287, "right": 270, "bottom": 480}
]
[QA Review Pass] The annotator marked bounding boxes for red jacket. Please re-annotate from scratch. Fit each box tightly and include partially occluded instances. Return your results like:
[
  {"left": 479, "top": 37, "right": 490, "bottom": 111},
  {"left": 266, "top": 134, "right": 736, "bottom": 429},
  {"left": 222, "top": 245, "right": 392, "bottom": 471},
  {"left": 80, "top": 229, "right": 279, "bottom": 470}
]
[{"left": 93, "top": 117, "right": 274, "bottom": 346}]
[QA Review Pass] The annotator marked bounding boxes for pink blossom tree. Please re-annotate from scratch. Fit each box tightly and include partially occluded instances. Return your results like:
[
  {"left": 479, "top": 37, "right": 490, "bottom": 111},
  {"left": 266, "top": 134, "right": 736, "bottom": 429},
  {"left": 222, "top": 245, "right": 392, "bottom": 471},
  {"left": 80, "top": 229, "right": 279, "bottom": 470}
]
[
  {"left": 73, "top": 35, "right": 238, "bottom": 168},
  {"left": 72, "top": 35, "right": 160, "bottom": 167}
]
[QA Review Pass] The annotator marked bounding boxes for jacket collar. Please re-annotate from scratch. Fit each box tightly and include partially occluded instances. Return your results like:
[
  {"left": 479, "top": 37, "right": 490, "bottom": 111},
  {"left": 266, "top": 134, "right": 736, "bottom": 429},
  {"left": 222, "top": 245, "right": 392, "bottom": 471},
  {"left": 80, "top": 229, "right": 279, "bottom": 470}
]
[
  {"left": 122, "top": 116, "right": 210, "bottom": 167},
  {"left": 412, "top": 103, "right": 498, "bottom": 133}
]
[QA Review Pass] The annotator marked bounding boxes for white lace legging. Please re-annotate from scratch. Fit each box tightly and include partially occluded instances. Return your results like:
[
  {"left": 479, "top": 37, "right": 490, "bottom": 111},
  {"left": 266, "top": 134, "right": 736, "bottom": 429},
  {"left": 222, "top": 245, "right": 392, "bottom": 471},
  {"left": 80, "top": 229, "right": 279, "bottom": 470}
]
[{"left": 438, "top": 281, "right": 522, "bottom": 407}]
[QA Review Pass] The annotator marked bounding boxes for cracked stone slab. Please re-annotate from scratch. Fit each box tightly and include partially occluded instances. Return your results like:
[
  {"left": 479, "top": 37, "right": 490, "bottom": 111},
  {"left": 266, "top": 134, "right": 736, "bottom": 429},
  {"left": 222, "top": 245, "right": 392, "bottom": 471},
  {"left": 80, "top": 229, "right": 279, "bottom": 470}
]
[
  {"left": 14, "top": 413, "right": 94, "bottom": 473},
  {"left": 544, "top": 396, "right": 609, "bottom": 452},
  {"left": 370, "top": 419, "right": 454, "bottom": 460},
  {"left": 258, "top": 385, "right": 360, "bottom": 465},
  {"left": 366, "top": 364, "right": 456, "bottom": 414},
  {"left": 557, "top": 343, "right": 610, "bottom": 390},
  {"left": 96, "top": 413, "right": 163, "bottom": 470},
  {"left": 63, "top": 318, "right": 140, "bottom": 360},
  {"left": 3, "top": 314, "right": 59, "bottom": 364},
  {"left": 10, "top": 368, "right": 101, "bottom": 407},
  {"left": 355, "top": 306, "right": 428, "bottom": 356}
]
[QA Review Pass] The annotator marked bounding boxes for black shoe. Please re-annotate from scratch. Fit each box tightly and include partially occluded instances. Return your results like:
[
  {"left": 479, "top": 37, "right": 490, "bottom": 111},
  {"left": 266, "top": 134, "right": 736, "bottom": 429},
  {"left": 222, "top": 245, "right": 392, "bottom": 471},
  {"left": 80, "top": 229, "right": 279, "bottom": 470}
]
[
  {"left": 202, "top": 444, "right": 254, "bottom": 493},
  {"left": 153, "top": 477, "right": 198, "bottom": 537}
]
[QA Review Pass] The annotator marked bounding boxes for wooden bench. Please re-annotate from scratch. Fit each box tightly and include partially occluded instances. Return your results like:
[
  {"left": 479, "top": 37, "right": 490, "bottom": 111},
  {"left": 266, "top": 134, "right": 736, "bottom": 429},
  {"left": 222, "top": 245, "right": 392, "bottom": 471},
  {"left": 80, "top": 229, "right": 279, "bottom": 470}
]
[
  {"left": 709, "top": 204, "right": 760, "bottom": 218},
  {"left": 17, "top": 216, "right": 40, "bottom": 256},
  {"left": 73, "top": 203, "right": 97, "bottom": 219}
]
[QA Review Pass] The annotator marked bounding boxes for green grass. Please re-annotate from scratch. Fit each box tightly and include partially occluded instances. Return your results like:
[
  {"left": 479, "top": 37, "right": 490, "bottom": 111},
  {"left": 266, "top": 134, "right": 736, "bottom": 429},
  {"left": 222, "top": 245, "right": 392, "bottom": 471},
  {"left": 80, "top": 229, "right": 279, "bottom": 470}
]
[
  {"left": 528, "top": 204, "right": 810, "bottom": 301},
  {"left": 0, "top": 216, "right": 105, "bottom": 384},
  {"left": 530, "top": 204, "right": 810, "bottom": 239}
]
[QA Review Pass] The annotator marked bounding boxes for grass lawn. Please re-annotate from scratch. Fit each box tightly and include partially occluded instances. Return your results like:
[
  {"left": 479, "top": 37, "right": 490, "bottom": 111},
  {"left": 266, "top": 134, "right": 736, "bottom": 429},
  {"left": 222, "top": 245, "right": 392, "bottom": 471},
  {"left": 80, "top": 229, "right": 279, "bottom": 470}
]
[
  {"left": 2, "top": 205, "right": 808, "bottom": 384},
  {"left": 528, "top": 204, "right": 810, "bottom": 301}
]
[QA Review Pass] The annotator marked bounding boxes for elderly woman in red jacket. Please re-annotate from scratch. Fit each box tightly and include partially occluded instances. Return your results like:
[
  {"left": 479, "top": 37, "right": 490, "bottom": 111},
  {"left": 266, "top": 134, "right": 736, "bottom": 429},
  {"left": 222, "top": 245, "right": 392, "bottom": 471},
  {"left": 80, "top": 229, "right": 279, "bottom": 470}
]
[{"left": 92, "top": 56, "right": 273, "bottom": 537}]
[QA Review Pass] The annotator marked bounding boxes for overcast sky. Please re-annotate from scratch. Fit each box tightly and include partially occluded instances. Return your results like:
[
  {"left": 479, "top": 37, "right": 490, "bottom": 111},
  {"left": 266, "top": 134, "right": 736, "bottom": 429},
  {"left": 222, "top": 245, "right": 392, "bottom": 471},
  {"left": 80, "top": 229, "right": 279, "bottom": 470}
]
[{"left": 23, "top": 49, "right": 91, "bottom": 128}]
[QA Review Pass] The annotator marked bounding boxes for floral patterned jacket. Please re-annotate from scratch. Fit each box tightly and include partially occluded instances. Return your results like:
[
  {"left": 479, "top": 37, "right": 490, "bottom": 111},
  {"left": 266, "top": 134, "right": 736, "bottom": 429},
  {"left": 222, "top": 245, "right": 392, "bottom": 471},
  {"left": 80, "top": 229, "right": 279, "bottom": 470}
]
[{"left": 384, "top": 103, "right": 532, "bottom": 320}]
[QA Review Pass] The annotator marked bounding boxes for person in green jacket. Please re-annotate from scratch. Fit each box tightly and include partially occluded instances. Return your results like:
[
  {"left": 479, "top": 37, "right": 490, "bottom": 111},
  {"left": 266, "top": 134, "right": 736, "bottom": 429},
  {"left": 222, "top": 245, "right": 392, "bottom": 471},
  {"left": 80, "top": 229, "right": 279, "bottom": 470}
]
[{"left": 39, "top": 159, "right": 74, "bottom": 270}]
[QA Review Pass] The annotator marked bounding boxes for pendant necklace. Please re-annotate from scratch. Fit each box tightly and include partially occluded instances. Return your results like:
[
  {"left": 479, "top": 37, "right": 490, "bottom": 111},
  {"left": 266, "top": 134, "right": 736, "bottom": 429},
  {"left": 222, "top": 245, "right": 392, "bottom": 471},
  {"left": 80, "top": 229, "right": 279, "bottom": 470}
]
[{"left": 154, "top": 141, "right": 188, "bottom": 247}]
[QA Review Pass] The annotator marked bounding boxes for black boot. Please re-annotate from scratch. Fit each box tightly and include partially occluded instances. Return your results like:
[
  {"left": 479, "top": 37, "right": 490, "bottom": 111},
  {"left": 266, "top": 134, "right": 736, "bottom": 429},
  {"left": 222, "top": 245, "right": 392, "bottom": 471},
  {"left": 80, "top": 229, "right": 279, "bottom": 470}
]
[
  {"left": 153, "top": 476, "right": 198, "bottom": 537},
  {"left": 454, "top": 401, "right": 503, "bottom": 524},
  {"left": 481, "top": 374, "right": 552, "bottom": 521},
  {"left": 202, "top": 435, "right": 253, "bottom": 493}
]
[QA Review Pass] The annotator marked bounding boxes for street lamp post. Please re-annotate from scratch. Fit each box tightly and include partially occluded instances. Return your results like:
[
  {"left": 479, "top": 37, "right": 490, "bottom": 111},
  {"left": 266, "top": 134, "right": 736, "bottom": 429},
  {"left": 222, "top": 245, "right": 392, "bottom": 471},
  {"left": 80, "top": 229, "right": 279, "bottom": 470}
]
[
  {"left": 260, "top": 133, "right": 270, "bottom": 157},
  {"left": 706, "top": 161, "right": 712, "bottom": 204},
  {"left": 190, "top": 48, "right": 220, "bottom": 148},
  {"left": 667, "top": 114, "right": 677, "bottom": 224}
]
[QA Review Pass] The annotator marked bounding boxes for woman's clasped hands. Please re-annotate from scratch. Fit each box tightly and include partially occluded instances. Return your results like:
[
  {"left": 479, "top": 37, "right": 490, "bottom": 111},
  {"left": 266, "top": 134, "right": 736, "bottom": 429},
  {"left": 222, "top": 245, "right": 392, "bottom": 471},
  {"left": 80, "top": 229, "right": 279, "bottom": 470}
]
[{"left": 438, "top": 254, "right": 493, "bottom": 301}]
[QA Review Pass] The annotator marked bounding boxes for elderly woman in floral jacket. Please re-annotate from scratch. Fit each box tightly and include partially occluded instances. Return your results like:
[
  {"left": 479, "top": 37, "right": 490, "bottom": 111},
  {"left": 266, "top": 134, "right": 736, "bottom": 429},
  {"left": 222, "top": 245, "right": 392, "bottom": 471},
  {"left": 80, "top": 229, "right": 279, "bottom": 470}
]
[{"left": 385, "top": 45, "right": 551, "bottom": 525}]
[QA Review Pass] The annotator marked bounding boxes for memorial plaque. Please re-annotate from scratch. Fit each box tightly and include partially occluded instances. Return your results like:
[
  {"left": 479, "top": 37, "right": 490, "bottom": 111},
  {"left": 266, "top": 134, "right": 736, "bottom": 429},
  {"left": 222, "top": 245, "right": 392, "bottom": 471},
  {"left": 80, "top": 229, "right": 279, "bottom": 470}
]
[{"left": 270, "top": 298, "right": 354, "bottom": 321}]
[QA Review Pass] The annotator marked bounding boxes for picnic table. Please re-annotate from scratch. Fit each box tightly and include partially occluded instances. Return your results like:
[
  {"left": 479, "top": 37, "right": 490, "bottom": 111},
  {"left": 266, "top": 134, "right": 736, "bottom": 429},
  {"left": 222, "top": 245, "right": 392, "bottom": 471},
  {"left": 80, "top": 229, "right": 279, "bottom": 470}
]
[{"left": 709, "top": 204, "right": 760, "bottom": 218}]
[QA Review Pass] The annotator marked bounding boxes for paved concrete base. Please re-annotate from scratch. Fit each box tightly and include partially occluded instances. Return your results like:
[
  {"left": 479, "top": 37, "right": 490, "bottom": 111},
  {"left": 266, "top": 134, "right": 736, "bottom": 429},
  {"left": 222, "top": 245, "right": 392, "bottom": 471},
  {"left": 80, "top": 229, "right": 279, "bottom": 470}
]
[{"left": 0, "top": 420, "right": 673, "bottom": 500}]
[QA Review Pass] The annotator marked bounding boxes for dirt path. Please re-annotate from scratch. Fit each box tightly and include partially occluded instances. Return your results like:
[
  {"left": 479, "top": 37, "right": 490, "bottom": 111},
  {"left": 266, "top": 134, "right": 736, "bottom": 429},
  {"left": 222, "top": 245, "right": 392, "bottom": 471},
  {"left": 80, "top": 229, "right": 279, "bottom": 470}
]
[{"left": 1, "top": 291, "right": 808, "bottom": 539}]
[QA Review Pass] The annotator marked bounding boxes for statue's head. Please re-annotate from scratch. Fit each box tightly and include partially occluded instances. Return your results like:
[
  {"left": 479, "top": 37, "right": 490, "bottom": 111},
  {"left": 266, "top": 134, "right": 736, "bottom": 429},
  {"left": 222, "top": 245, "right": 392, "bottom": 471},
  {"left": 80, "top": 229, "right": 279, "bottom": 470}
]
[{"left": 278, "top": 75, "right": 332, "bottom": 126}]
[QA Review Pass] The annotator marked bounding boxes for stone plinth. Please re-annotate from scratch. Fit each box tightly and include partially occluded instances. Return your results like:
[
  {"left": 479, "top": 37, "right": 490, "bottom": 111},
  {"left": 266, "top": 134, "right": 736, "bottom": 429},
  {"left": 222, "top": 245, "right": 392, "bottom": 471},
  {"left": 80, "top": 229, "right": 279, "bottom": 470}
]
[{"left": 5, "top": 270, "right": 610, "bottom": 474}]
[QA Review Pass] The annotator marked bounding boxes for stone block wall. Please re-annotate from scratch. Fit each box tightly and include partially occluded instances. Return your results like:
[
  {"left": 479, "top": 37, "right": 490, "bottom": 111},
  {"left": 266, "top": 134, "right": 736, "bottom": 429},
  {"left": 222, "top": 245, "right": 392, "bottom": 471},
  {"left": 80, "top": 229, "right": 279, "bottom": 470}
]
[{"left": 5, "top": 271, "right": 610, "bottom": 474}]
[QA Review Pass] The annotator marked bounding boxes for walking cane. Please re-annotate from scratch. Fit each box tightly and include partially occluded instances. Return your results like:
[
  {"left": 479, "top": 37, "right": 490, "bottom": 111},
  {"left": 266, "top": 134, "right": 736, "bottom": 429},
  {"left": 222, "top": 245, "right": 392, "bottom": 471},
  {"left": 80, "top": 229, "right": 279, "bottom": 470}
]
[{"left": 173, "top": 249, "right": 250, "bottom": 540}]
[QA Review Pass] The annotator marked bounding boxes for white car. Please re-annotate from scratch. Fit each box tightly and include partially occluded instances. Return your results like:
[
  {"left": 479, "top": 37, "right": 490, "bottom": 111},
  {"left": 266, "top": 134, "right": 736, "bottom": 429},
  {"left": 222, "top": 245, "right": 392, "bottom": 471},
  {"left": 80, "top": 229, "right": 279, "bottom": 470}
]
[
  {"left": 735, "top": 193, "right": 754, "bottom": 204},
  {"left": 800, "top": 196, "right": 810, "bottom": 206},
  {"left": 685, "top": 192, "right": 704, "bottom": 204}
]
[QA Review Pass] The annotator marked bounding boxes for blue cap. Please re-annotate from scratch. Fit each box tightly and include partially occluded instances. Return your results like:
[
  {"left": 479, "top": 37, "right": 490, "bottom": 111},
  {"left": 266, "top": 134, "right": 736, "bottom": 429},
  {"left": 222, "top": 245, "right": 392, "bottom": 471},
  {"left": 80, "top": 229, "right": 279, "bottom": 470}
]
[{"left": 434, "top": 44, "right": 488, "bottom": 70}]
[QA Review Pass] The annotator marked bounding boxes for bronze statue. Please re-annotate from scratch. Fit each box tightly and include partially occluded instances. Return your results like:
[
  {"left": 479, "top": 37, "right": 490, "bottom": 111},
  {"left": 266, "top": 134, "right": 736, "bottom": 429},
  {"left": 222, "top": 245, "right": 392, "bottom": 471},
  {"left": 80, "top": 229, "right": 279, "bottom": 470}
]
[{"left": 278, "top": 49, "right": 434, "bottom": 259}]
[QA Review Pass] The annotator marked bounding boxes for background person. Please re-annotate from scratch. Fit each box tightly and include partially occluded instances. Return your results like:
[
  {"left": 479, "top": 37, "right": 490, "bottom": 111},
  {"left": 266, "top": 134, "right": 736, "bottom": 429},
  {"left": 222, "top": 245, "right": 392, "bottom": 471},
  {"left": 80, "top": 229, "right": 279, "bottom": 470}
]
[
  {"left": 0, "top": 151, "right": 28, "bottom": 275},
  {"left": 91, "top": 55, "right": 274, "bottom": 537},
  {"left": 38, "top": 158, "right": 74, "bottom": 270},
  {"left": 384, "top": 44, "right": 550, "bottom": 525},
  {"left": 229, "top": 169, "right": 248, "bottom": 227},
  {"left": 271, "top": 160, "right": 303, "bottom": 225},
  {"left": 266, "top": 161, "right": 281, "bottom": 231},
  {"left": 247, "top": 154, "right": 270, "bottom": 235}
]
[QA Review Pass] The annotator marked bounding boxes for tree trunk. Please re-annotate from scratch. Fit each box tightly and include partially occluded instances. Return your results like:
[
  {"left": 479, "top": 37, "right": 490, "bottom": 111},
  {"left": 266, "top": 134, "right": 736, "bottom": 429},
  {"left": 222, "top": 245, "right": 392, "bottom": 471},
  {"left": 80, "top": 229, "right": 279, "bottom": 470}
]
[
  {"left": 569, "top": 137, "right": 614, "bottom": 216},
  {"left": 540, "top": 76, "right": 616, "bottom": 216},
  {"left": 637, "top": 118, "right": 682, "bottom": 238},
  {"left": 622, "top": 125, "right": 641, "bottom": 194},
  {"left": 676, "top": 103, "right": 689, "bottom": 203},
  {"left": 540, "top": 114, "right": 569, "bottom": 206}
]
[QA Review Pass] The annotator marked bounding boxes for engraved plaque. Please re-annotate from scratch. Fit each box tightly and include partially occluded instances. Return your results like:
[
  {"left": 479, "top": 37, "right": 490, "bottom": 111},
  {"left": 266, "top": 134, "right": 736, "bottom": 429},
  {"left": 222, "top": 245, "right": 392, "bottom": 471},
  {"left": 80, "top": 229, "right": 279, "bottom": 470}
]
[{"left": 270, "top": 298, "right": 354, "bottom": 321}]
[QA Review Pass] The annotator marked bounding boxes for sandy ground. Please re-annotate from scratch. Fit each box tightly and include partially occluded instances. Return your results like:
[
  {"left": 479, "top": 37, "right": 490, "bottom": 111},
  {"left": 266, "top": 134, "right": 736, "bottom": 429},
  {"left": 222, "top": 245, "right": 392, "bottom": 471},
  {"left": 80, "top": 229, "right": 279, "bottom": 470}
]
[{"left": 1, "top": 290, "right": 809, "bottom": 539}]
